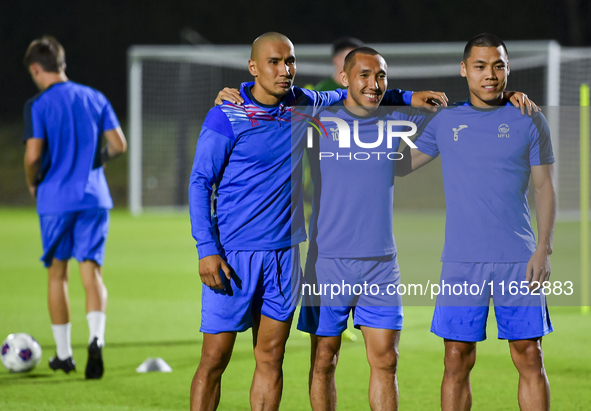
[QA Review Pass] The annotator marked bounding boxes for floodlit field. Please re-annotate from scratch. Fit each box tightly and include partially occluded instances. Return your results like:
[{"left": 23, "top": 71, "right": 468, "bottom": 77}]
[{"left": 0, "top": 209, "right": 589, "bottom": 410}]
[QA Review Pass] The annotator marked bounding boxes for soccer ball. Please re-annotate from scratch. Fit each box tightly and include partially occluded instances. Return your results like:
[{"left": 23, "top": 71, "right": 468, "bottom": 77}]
[{"left": 1, "top": 333, "right": 42, "bottom": 373}]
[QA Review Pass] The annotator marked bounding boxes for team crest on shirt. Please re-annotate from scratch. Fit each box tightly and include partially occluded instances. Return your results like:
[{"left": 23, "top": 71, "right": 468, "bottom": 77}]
[
  {"left": 498, "top": 124, "right": 510, "bottom": 138},
  {"left": 452, "top": 125, "right": 468, "bottom": 141}
]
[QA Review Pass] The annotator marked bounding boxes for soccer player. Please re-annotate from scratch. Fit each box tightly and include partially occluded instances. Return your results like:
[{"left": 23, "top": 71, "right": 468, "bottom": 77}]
[
  {"left": 297, "top": 47, "right": 428, "bottom": 411},
  {"left": 23, "top": 36, "right": 127, "bottom": 379},
  {"left": 312, "top": 36, "right": 365, "bottom": 344},
  {"left": 190, "top": 32, "right": 436, "bottom": 411},
  {"left": 315, "top": 37, "right": 364, "bottom": 91},
  {"left": 396, "top": 33, "right": 555, "bottom": 411}
]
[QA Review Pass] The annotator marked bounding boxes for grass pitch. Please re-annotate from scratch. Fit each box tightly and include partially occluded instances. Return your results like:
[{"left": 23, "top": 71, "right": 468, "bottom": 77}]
[{"left": 0, "top": 208, "right": 589, "bottom": 410}]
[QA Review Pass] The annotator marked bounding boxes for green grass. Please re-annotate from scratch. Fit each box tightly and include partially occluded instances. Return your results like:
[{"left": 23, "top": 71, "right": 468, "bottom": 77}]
[{"left": 0, "top": 208, "right": 589, "bottom": 410}]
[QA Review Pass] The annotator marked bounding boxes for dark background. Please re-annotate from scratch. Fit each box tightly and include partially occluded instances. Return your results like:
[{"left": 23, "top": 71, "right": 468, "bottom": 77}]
[{"left": 1, "top": 0, "right": 590, "bottom": 122}]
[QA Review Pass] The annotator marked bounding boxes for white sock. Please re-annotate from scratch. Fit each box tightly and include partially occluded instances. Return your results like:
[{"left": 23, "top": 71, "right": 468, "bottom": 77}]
[
  {"left": 51, "top": 323, "right": 72, "bottom": 360},
  {"left": 86, "top": 311, "right": 106, "bottom": 347}
]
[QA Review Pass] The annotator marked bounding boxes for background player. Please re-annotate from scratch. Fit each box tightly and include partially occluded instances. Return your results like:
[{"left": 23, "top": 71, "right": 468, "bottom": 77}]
[
  {"left": 315, "top": 37, "right": 364, "bottom": 91},
  {"left": 23, "top": 36, "right": 127, "bottom": 379},
  {"left": 396, "top": 33, "right": 555, "bottom": 411}
]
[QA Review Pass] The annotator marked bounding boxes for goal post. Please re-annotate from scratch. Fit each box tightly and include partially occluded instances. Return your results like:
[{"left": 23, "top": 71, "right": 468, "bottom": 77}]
[
  {"left": 128, "top": 56, "right": 143, "bottom": 215},
  {"left": 581, "top": 83, "right": 590, "bottom": 313}
]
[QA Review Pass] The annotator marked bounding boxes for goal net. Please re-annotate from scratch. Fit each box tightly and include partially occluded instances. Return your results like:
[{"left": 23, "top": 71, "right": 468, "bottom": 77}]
[{"left": 127, "top": 41, "right": 591, "bottom": 218}]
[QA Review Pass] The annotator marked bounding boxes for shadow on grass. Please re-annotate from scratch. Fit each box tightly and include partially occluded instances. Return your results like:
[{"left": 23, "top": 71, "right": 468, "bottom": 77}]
[
  {"left": 41, "top": 339, "right": 202, "bottom": 351},
  {"left": 0, "top": 373, "right": 87, "bottom": 386},
  {"left": 0, "top": 339, "right": 313, "bottom": 385}
]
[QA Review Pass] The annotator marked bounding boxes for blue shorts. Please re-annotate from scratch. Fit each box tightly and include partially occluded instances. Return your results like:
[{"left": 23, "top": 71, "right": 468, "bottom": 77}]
[
  {"left": 297, "top": 254, "right": 403, "bottom": 337},
  {"left": 431, "top": 262, "right": 553, "bottom": 342},
  {"left": 200, "top": 246, "right": 302, "bottom": 334},
  {"left": 39, "top": 208, "right": 110, "bottom": 268}
]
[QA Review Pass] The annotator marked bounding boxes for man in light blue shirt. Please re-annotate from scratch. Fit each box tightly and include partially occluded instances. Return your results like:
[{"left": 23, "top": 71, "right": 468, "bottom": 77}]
[
  {"left": 397, "top": 33, "right": 555, "bottom": 411},
  {"left": 23, "top": 36, "right": 127, "bottom": 379}
]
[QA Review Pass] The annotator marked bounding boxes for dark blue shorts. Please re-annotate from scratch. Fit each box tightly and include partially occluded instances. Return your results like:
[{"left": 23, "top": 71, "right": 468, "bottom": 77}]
[
  {"left": 39, "top": 208, "right": 110, "bottom": 268},
  {"left": 297, "top": 254, "right": 403, "bottom": 336},
  {"left": 200, "top": 246, "right": 302, "bottom": 334},
  {"left": 431, "top": 262, "right": 553, "bottom": 341}
]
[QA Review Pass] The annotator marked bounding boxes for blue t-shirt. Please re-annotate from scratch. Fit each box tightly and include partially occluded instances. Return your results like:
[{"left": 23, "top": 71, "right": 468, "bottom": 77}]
[
  {"left": 414, "top": 100, "right": 555, "bottom": 262},
  {"left": 308, "top": 103, "right": 428, "bottom": 258},
  {"left": 189, "top": 83, "right": 413, "bottom": 257},
  {"left": 23, "top": 81, "right": 120, "bottom": 214}
]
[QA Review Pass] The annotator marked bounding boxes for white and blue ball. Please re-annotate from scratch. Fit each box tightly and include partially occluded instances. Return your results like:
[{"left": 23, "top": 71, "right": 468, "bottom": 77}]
[{"left": 1, "top": 333, "right": 42, "bottom": 373}]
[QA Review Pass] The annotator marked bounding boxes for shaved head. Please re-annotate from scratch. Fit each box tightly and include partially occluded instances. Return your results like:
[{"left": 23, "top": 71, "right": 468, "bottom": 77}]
[
  {"left": 248, "top": 32, "right": 296, "bottom": 105},
  {"left": 251, "top": 32, "right": 293, "bottom": 60},
  {"left": 343, "top": 47, "right": 385, "bottom": 74}
]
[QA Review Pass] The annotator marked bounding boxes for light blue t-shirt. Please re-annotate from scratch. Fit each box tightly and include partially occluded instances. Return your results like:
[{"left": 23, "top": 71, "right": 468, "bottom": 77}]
[
  {"left": 414, "top": 100, "right": 554, "bottom": 262},
  {"left": 23, "top": 81, "right": 120, "bottom": 214},
  {"left": 307, "top": 103, "right": 428, "bottom": 258}
]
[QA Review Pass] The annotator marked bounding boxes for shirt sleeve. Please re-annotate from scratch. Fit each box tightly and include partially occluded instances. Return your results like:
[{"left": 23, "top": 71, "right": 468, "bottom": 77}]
[
  {"left": 402, "top": 107, "right": 437, "bottom": 130},
  {"left": 23, "top": 99, "right": 45, "bottom": 143},
  {"left": 529, "top": 112, "right": 555, "bottom": 166},
  {"left": 381, "top": 89, "right": 413, "bottom": 106},
  {"left": 413, "top": 110, "right": 442, "bottom": 158},
  {"left": 298, "top": 85, "right": 413, "bottom": 107},
  {"left": 297, "top": 88, "right": 347, "bottom": 115},
  {"left": 101, "top": 98, "right": 120, "bottom": 132},
  {"left": 189, "top": 107, "right": 235, "bottom": 258},
  {"left": 310, "top": 88, "right": 413, "bottom": 107},
  {"left": 316, "top": 89, "right": 347, "bottom": 107}
]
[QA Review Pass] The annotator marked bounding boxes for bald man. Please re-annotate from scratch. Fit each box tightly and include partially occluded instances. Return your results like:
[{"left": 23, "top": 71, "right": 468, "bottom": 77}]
[{"left": 189, "top": 32, "right": 386, "bottom": 411}]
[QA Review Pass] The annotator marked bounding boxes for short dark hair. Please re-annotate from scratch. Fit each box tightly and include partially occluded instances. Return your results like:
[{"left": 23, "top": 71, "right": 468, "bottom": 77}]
[
  {"left": 24, "top": 36, "right": 66, "bottom": 73},
  {"left": 343, "top": 47, "right": 383, "bottom": 74},
  {"left": 332, "top": 37, "right": 364, "bottom": 56},
  {"left": 463, "top": 33, "right": 508, "bottom": 61}
]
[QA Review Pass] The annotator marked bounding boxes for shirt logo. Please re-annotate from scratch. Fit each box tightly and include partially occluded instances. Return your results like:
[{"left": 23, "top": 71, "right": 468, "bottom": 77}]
[
  {"left": 498, "top": 123, "right": 510, "bottom": 138},
  {"left": 376, "top": 121, "right": 389, "bottom": 133},
  {"left": 452, "top": 125, "right": 468, "bottom": 141},
  {"left": 330, "top": 127, "right": 339, "bottom": 141}
]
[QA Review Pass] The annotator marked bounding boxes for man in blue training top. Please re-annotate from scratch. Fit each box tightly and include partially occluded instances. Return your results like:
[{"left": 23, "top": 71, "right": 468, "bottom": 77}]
[
  {"left": 23, "top": 36, "right": 127, "bottom": 379},
  {"left": 397, "top": 33, "right": 555, "bottom": 411},
  {"left": 190, "top": 32, "right": 345, "bottom": 411},
  {"left": 189, "top": 32, "right": 438, "bottom": 411}
]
